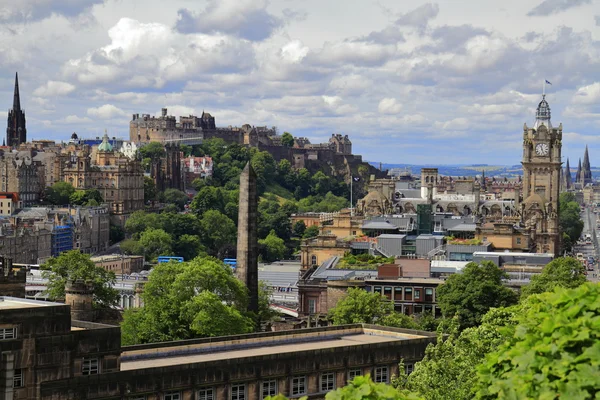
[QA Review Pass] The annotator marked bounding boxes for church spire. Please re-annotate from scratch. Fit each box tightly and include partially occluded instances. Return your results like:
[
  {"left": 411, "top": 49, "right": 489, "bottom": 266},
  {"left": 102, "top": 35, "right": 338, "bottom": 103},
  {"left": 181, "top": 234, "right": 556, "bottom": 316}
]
[
  {"left": 13, "top": 72, "right": 21, "bottom": 111},
  {"left": 565, "top": 158, "right": 572, "bottom": 189},
  {"left": 576, "top": 158, "right": 582, "bottom": 183},
  {"left": 582, "top": 145, "right": 592, "bottom": 184}
]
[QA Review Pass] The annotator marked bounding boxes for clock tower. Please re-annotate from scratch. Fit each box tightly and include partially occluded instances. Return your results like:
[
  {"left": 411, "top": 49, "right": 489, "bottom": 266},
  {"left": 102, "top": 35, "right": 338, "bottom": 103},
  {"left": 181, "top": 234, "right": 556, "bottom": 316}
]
[{"left": 521, "top": 94, "right": 562, "bottom": 254}]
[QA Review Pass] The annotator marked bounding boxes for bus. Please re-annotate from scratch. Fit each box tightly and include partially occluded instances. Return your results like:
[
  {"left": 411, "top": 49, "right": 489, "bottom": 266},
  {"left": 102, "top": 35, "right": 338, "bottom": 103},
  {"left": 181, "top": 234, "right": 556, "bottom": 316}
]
[
  {"left": 223, "top": 258, "right": 237, "bottom": 269},
  {"left": 157, "top": 256, "right": 184, "bottom": 263}
]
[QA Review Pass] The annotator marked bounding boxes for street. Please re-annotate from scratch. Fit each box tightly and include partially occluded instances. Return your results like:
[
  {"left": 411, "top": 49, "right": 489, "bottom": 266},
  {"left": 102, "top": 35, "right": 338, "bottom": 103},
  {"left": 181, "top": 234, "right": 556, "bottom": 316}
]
[{"left": 573, "top": 207, "right": 599, "bottom": 282}]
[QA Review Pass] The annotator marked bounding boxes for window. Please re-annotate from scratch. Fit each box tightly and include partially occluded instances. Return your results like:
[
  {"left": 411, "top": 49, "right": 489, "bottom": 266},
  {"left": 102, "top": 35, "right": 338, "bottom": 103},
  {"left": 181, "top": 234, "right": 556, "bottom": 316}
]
[
  {"left": 394, "top": 287, "right": 403, "bottom": 300},
  {"left": 404, "top": 287, "right": 413, "bottom": 301},
  {"left": 198, "top": 388, "right": 214, "bottom": 400},
  {"left": 0, "top": 327, "right": 17, "bottom": 340},
  {"left": 516, "top": 237, "right": 521, "bottom": 245},
  {"left": 348, "top": 369, "right": 361, "bottom": 381},
  {"left": 311, "top": 255, "right": 317, "bottom": 265},
  {"left": 321, "top": 373, "right": 335, "bottom": 392},
  {"left": 374, "top": 367, "right": 388, "bottom": 383},
  {"left": 231, "top": 384, "right": 246, "bottom": 400},
  {"left": 13, "top": 369, "right": 23, "bottom": 388},
  {"left": 425, "top": 288, "right": 434, "bottom": 302},
  {"left": 82, "top": 358, "right": 99, "bottom": 375},
  {"left": 414, "top": 289, "right": 421, "bottom": 300},
  {"left": 164, "top": 392, "right": 181, "bottom": 400},
  {"left": 261, "top": 380, "right": 277, "bottom": 399},
  {"left": 383, "top": 287, "right": 392, "bottom": 299},
  {"left": 405, "top": 363, "right": 414, "bottom": 375},
  {"left": 373, "top": 286, "right": 382, "bottom": 294},
  {"left": 291, "top": 376, "right": 306, "bottom": 396},
  {"left": 308, "top": 299, "right": 316, "bottom": 314}
]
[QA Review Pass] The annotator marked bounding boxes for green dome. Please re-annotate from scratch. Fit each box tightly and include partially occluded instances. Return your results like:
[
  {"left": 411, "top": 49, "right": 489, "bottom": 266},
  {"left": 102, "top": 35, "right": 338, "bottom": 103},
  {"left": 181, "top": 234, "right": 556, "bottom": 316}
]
[{"left": 98, "top": 133, "right": 113, "bottom": 152}]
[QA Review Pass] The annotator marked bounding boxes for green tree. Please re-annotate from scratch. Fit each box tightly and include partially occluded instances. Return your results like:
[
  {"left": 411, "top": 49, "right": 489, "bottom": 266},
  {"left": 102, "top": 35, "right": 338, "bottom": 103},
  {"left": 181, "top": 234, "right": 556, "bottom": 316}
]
[
  {"left": 257, "top": 281, "right": 279, "bottom": 327},
  {"left": 162, "top": 188, "right": 189, "bottom": 210},
  {"left": 199, "top": 210, "right": 236, "bottom": 258},
  {"left": 281, "top": 132, "right": 294, "bottom": 147},
  {"left": 559, "top": 192, "right": 583, "bottom": 251},
  {"left": 69, "top": 189, "right": 103, "bottom": 206},
  {"left": 139, "top": 141, "right": 165, "bottom": 160},
  {"left": 476, "top": 283, "right": 600, "bottom": 399},
  {"left": 180, "top": 144, "right": 192, "bottom": 157},
  {"left": 120, "top": 238, "right": 144, "bottom": 256},
  {"left": 144, "top": 176, "right": 157, "bottom": 202},
  {"left": 259, "top": 230, "right": 286, "bottom": 262},
  {"left": 41, "top": 250, "right": 119, "bottom": 308},
  {"left": 124, "top": 211, "right": 162, "bottom": 239},
  {"left": 521, "top": 256, "right": 587, "bottom": 298},
  {"left": 109, "top": 224, "right": 125, "bottom": 244},
  {"left": 292, "top": 221, "right": 306, "bottom": 237},
  {"left": 251, "top": 151, "right": 277, "bottom": 192},
  {"left": 303, "top": 225, "right": 320, "bottom": 238},
  {"left": 436, "top": 261, "right": 518, "bottom": 330},
  {"left": 329, "top": 288, "right": 414, "bottom": 328},
  {"left": 175, "top": 234, "right": 205, "bottom": 261},
  {"left": 121, "top": 257, "right": 252, "bottom": 345},
  {"left": 45, "top": 182, "right": 75, "bottom": 205},
  {"left": 395, "top": 307, "right": 520, "bottom": 400},
  {"left": 139, "top": 228, "right": 173, "bottom": 261}
]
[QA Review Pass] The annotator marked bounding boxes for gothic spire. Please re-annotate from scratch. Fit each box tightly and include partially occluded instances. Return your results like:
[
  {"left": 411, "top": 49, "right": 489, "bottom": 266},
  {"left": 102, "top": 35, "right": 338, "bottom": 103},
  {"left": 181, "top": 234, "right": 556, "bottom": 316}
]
[
  {"left": 565, "top": 158, "right": 572, "bottom": 189},
  {"left": 13, "top": 72, "right": 21, "bottom": 111},
  {"left": 576, "top": 158, "right": 582, "bottom": 183}
]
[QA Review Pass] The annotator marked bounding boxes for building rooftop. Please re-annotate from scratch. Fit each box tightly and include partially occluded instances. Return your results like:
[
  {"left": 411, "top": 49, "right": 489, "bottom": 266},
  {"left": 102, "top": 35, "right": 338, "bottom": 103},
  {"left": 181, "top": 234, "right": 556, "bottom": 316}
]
[
  {"left": 120, "top": 325, "right": 432, "bottom": 371},
  {"left": 0, "top": 296, "right": 64, "bottom": 309}
]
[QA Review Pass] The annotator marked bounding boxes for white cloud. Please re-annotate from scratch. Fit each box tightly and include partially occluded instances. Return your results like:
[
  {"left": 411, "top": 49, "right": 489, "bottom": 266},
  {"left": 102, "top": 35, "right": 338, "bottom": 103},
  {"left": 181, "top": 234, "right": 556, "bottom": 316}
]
[
  {"left": 33, "top": 80, "right": 76, "bottom": 97},
  {"left": 57, "top": 115, "right": 93, "bottom": 124},
  {"left": 572, "top": 82, "right": 600, "bottom": 105},
  {"left": 378, "top": 98, "right": 403, "bottom": 114},
  {"left": 87, "top": 104, "right": 127, "bottom": 119},
  {"left": 281, "top": 40, "right": 309, "bottom": 63}
]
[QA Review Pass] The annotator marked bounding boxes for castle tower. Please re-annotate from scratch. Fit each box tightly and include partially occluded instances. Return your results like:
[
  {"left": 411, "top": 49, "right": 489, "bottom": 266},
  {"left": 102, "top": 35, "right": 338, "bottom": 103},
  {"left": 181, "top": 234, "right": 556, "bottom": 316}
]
[
  {"left": 6, "top": 72, "right": 27, "bottom": 147},
  {"left": 582, "top": 145, "right": 592, "bottom": 185},
  {"left": 65, "top": 279, "right": 95, "bottom": 322},
  {"left": 521, "top": 93, "right": 562, "bottom": 254},
  {"left": 236, "top": 162, "right": 259, "bottom": 315},
  {"left": 564, "top": 158, "right": 572, "bottom": 190}
]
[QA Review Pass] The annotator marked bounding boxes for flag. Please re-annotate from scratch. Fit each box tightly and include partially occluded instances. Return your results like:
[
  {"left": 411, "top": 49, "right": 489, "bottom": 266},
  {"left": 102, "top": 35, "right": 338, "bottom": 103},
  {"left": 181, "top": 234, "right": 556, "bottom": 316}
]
[
  {"left": 545, "top": 80, "right": 552, "bottom": 85},
  {"left": 353, "top": 176, "right": 361, "bottom": 182}
]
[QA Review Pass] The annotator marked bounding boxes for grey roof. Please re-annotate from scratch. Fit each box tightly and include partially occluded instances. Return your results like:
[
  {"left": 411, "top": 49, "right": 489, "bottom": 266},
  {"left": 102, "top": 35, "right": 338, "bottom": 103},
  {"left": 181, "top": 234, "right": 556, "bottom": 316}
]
[
  {"left": 350, "top": 242, "right": 371, "bottom": 250},
  {"left": 397, "top": 189, "right": 422, "bottom": 199},
  {"left": 362, "top": 221, "right": 398, "bottom": 230},
  {"left": 378, "top": 234, "right": 406, "bottom": 239},
  {"left": 447, "top": 223, "right": 477, "bottom": 232}
]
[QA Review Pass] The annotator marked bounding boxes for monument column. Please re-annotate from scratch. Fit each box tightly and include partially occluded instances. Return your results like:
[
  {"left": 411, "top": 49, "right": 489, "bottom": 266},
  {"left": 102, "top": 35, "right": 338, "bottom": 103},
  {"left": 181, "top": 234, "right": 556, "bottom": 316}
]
[{"left": 236, "top": 162, "right": 259, "bottom": 314}]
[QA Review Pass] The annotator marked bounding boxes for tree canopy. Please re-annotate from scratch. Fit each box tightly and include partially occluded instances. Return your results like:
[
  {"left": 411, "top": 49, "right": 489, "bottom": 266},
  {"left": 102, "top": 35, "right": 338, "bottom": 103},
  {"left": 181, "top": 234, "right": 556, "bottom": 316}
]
[
  {"left": 161, "top": 188, "right": 189, "bottom": 210},
  {"left": 521, "top": 256, "right": 587, "bottom": 298},
  {"left": 476, "top": 283, "right": 600, "bottom": 399},
  {"left": 121, "top": 257, "right": 253, "bottom": 345},
  {"left": 45, "top": 181, "right": 75, "bottom": 205},
  {"left": 41, "top": 250, "right": 119, "bottom": 308},
  {"left": 259, "top": 230, "right": 286, "bottom": 262},
  {"left": 436, "top": 261, "right": 518, "bottom": 330},
  {"left": 138, "top": 228, "right": 173, "bottom": 261},
  {"left": 139, "top": 141, "right": 165, "bottom": 160},
  {"left": 559, "top": 192, "right": 583, "bottom": 252},
  {"left": 281, "top": 132, "right": 294, "bottom": 147}
]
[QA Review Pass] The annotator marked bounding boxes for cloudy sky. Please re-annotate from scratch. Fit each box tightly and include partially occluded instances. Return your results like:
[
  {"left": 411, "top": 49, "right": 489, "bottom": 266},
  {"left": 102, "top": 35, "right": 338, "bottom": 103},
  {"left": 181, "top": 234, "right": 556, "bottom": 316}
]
[{"left": 1, "top": 0, "right": 599, "bottom": 165}]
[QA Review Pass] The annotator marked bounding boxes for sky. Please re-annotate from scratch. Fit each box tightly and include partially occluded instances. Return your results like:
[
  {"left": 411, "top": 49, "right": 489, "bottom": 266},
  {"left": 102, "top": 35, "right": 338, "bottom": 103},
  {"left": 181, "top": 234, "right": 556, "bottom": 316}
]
[{"left": 0, "top": 0, "right": 599, "bottom": 165}]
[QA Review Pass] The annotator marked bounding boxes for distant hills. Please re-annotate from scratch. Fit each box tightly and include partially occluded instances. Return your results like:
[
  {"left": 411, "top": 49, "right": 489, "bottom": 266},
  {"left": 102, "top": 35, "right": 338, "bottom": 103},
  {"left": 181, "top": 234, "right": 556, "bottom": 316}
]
[{"left": 368, "top": 163, "right": 600, "bottom": 179}]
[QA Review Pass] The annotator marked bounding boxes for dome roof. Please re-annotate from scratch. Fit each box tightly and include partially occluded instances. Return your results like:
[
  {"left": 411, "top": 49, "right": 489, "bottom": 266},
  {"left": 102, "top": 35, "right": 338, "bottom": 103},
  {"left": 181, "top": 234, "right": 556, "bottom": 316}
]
[
  {"left": 98, "top": 133, "right": 113, "bottom": 152},
  {"left": 533, "top": 95, "right": 552, "bottom": 129}
]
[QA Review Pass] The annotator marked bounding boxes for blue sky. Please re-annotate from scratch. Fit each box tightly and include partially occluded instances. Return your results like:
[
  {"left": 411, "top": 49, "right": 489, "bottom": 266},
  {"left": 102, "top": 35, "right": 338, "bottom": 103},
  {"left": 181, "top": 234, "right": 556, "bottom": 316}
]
[{"left": 0, "top": 0, "right": 599, "bottom": 165}]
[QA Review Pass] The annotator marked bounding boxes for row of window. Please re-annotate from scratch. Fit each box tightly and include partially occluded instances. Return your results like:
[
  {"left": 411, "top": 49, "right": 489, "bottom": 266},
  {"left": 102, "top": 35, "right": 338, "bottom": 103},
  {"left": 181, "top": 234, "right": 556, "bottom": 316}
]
[
  {"left": 0, "top": 327, "right": 17, "bottom": 340},
  {"left": 372, "top": 286, "right": 435, "bottom": 302},
  {"left": 123, "top": 367, "right": 400, "bottom": 400}
]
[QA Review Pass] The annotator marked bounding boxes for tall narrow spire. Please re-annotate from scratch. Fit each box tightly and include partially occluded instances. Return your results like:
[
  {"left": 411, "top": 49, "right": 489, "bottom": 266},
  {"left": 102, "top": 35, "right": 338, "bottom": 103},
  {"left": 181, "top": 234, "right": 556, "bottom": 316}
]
[
  {"left": 565, "top": 158, "right": 572, "bottom": 189},
  {"left": 13, "top": 72, "right": 21, "bottom": 111},
  {"left": 583, "top": 145, "right": 592, "bottom": 184},
  {"left": 576, "top": 158, "right": 582, "bottom": 183}
]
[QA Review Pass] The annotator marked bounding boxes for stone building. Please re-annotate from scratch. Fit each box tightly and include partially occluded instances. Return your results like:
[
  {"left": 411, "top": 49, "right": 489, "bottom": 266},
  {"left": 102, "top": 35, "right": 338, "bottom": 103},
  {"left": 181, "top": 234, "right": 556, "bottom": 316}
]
[
  {"left": 6, "top": 73, "right": 26, "bottom": 147},
  {"left": 0, "top": 192, "right": 20, "bottom": 216},
  {"left": 0, "top": 150, "right": 43, "bottom": 206},
  {"left": 0, "top": 295, "right": 436, "bottom": 400},
  {"left": 150, "top": 143, "right": 183, "bottom": 192},
  {"left": 91, "top": 254, "right": 144, "bottom": 275},
  {"left": 0, "top": 256, "right": 24, "bottom": 297},
  {"left": 0, "top": 226, "right": 52, "bottom": 264},
  {"left": 62, "top": 134, "right": 144, "bottom": 226},
  {"left": 329, "top": 134, "right": 352, "bottom": 155}
]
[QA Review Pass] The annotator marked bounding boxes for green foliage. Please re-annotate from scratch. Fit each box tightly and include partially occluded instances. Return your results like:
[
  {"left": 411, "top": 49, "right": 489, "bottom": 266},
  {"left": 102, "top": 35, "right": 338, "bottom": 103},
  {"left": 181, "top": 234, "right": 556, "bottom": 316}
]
[
  {"left": 559, "top": 192, "right": 583, "bottom": 252},
  {"left": 41, "top": 250, "right": 119, "bottom": 308},
  {"left": 69, "top": 189, "right": 103, "bottom": 206},
  {"left": 259, "top": 230, "right": 286, "bottom": 262},
  {"left": 303, "top": 225, "right": 320, "bottom": 238},
  {"left": 144, "top": 176, "right": 157, "bottom": 202},
  {"left": 329, "top": 288, "right": 415, "bottom": 329},
  {"left": 161, "top": 188, "right": 189, "bottom": 210},
  {"left": 174, "top": 234, "right": 205, "bottom": 261},
  {"left": 125, "top": 210, "right": 163, "bottom": 239},
  {"left": 138, "top": 228, "right": 173, "bottom": 261},
  {"left": 139, "top": 141, "right": 165, "bottom": 160},
  {"left": 521, "top": 256, "right": 587, "bottom": 298},
  {"left": 251, "top": 151, "right": 277, "bottom": 192},
  {"left": 257, "top": 281, "right": 279, "bottom": 327},
  {"left": 297, "top": 192, "right": 349, "bottom": 213},
  {"left": 180, "top": 144, "right": 192, "bottom": 157},
  {"left": 281, "top": 131, "right": 294, "bottom": 147},
  {"left": 109, "top": 224, "right": 125, "bottom": 244},
  {"left": 476, "top": 283, "right": 600, "bottom": 399},
  {"left": 45, "top": 181, "right": 75, "bottom": 205},
  {"left": 338, "top": 253, "right": 394, "bottom": 269},
  {"left": 396, "top": 307, "right": 520, "bottom": 400},
  {"left": 436, "top": 261, "right": 518, "bottom": 330},
  {"left": 199, "top": 210, "right": 236, "bottom": 258},
  {"left": 292, "top": 220, "right": 306, "bottom": 237},
  {"left": 120, "top": 238, "right": 144, "bottom": 256},
  {"left": 121, "top": 257, "right": 252, "bottom": 345}
]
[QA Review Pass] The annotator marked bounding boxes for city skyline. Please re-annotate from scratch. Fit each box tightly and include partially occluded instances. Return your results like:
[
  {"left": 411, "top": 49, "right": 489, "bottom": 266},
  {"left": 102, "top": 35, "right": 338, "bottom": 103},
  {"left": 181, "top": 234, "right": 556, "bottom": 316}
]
[{"left": 0, "top": 0, "right": 599, "bottom": 164}]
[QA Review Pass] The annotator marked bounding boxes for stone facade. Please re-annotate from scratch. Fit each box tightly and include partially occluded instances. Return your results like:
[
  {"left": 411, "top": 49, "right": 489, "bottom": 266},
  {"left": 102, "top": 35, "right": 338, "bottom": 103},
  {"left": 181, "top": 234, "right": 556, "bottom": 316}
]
[
  {"left": 0, "top": 150, "right": 43, "bottom": 206},
  {"left": 90, "top": 254, "right": 144, "bottom": 275},
  {"left": 0, "top": 257, "right": 24, "bottom": 297},
  {"left": 236, "top": 163, "right": 259, "bottom": 314}
]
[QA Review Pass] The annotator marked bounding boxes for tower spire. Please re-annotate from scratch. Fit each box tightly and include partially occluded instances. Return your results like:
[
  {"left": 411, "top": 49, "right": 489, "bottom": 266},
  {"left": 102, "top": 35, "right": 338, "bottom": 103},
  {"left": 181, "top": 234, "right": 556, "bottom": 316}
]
[
  {"left": 13, "top": 72, "right": 21, "bottom": 111},
  {"left": 565, "top": 158, "right": 572, "bottom": 189}
]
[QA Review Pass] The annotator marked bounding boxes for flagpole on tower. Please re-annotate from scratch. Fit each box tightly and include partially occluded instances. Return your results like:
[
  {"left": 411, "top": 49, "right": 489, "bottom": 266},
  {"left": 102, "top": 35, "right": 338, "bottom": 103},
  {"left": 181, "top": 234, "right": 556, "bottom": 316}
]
[{"left": 543, "top": 80, "right": 545, "bottom": 96}]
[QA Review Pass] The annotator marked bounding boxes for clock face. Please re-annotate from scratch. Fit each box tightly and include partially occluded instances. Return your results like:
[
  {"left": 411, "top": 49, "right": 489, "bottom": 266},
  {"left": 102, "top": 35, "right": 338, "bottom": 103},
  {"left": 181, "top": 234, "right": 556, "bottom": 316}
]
[{"left": 535, "top": 143, "right": 549, "bottom": 156}]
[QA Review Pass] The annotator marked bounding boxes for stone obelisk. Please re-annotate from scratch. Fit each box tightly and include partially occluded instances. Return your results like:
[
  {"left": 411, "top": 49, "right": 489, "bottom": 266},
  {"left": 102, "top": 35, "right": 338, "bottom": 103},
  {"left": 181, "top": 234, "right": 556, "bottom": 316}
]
[{"left": 236, "top": 162, "right": 259, "bottom": 314}]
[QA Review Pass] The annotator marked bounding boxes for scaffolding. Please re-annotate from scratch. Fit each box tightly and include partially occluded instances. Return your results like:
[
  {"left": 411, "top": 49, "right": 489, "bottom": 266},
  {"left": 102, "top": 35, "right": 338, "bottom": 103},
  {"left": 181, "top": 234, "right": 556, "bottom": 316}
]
[
  {"left": 417, "top": 204, "right": 433, "bottom": 235},
  {"left": 52, "top": 225, "right": 73, "bottom": 256}
]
